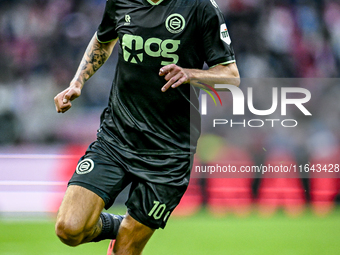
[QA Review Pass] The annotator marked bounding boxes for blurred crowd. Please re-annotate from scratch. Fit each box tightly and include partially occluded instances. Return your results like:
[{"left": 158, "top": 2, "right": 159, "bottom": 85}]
[
  {"left": 0, "top": 0, "right": 339, "bottom": 157},
  {"left": 0, "top": 0, "right": 116, "bottom": 144}
]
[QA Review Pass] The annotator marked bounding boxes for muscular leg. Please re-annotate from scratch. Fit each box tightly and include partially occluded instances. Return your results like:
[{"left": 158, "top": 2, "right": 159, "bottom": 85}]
[
  {"left": 112, "top": 214, "right": 155, "bottom": 255},
  {"left": 55, "top": 185, "right": 105, "bottom": 246}
]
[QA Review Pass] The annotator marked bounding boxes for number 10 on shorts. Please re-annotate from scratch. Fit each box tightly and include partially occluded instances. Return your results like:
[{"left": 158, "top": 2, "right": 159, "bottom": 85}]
[{"left": 148, "top": 201, "right": 170, "bottom": 221}]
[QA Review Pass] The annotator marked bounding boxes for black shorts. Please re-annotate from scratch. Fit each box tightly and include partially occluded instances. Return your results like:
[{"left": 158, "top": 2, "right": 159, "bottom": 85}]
[{"left": 68, "top": 136, "right": 193, "bottom": 229}]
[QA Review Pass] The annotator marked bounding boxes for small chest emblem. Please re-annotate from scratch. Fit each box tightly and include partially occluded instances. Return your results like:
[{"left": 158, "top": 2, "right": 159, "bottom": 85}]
[
  {"left": 125, "top": 14, "right": 131, "bottom": 25},
  {"left": 165, "top": 14, "right": 186, "bottom": 34}
]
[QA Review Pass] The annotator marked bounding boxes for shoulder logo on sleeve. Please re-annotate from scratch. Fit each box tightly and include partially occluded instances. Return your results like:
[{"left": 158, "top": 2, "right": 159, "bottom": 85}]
[
  {"left": 220, "top": 23, "right": 231, "bottom": 45},
  {"left": 165, "top": 14, "right": 186, "bottom": 34},
  {"left": 76, "top": 159, "right": 94, "bottom": 175}
]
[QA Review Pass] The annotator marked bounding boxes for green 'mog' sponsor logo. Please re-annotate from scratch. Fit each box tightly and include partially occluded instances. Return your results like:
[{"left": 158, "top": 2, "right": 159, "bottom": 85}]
[
  {"left": 122, "top": 34, "right": 180, "bottom": 65},
  {"left": 122, "top": 35, "right": 144, "bottom": 64}
]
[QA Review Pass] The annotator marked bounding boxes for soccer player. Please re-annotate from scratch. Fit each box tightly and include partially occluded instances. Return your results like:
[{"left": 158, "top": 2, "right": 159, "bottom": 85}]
[{"left": 54, "top": 0, "right": 239, "bottom": 254}]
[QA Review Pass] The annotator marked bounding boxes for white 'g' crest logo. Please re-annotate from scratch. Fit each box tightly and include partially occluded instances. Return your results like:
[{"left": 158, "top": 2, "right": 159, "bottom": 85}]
[
  {"left": 165, "top": 14, "right": 186, "bottom": 34},
  {"left": 76, "top": 159, "right": 94, "bottom": 175}
]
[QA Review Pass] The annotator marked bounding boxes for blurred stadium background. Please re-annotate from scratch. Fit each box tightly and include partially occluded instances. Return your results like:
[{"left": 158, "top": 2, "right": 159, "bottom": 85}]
[{"left": 0, "top": 0, "right": 340, "bottom": 254}]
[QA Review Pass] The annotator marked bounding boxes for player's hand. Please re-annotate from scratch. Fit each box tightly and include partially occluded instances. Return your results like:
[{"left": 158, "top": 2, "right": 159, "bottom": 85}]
[
  {"left": 54, "top": 82, "right": 82, "bottom": 113},
  {"left": 159, "top": 64, "right": 190, "bottom": 92}
]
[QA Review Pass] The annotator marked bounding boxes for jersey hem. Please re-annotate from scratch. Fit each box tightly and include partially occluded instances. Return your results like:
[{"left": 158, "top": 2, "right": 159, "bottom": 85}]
[{"left": 98, "top": 133, "right": 196, "bottom": 156}]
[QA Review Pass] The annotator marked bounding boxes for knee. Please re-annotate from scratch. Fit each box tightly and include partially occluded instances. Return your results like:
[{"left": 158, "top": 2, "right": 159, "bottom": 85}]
[{"left": 55, "top": 218, "right": 85, "bottom": 247}]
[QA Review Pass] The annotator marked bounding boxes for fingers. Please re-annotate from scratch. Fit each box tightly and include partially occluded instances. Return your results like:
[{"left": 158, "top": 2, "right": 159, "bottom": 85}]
[
  {"left": 159, "top": 64, "right": 189, "bottom": 92},
  {"left": 54, "top": 91, "right": 72, "bottom": 113},
  {"left": 161, "top": 73, "right": 186, "bottom": 92},
  {"left": 63, "top": 91, "right": 72, "bottom": 102},
  {"left": 54, "top": 87, "right": 81, "bottom": 113},
  {"left": 159, "top": 64, "right": 176, "bottom": 77}
]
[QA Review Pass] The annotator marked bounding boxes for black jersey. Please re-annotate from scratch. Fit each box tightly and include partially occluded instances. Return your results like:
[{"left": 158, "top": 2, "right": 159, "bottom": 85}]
[{"left": 96, "top": 0, "right": 235, "bottom": 155}]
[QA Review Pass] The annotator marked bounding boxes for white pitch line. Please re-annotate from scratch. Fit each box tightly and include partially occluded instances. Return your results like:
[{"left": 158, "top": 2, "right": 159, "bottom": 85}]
[{"left": 0, "top": 181, "right": 68, "bottom": 186}]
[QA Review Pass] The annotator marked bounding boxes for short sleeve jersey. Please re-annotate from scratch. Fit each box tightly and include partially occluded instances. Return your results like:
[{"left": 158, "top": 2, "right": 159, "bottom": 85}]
[{"left": 96, "top": 0, "right": 235, "bottom": 155}]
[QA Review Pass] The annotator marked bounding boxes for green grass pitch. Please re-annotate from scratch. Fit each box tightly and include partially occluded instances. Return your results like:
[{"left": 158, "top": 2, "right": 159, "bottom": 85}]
[{"left": 1, "top": 209, "right": 340, "bottom": 255}]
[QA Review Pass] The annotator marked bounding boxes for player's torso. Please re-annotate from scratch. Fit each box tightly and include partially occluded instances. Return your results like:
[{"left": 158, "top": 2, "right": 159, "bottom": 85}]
[{"left": 100, "top": 0, "right": 204, "bottom": 154}]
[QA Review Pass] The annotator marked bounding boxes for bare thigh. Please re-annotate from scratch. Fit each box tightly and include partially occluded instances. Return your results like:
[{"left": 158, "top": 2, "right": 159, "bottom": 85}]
[{"left": 55, "top": 185, "right": 105, "bottom": 246}]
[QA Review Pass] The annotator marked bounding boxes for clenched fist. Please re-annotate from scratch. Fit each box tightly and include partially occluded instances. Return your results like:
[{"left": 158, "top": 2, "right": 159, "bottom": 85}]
[{"left": 54, "top": 82, "right": 82, "bottom": 113}]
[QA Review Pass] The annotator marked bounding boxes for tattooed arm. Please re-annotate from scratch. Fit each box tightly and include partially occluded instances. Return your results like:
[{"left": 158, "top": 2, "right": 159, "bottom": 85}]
[{"left": 54, "top": 33, "right": 118, "bottom": 113}]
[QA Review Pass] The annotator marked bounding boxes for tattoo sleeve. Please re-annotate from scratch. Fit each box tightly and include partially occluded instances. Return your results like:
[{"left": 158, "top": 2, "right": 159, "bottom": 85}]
[{"left": 72, "top": 34, "right": 116, "bottom": 87}]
